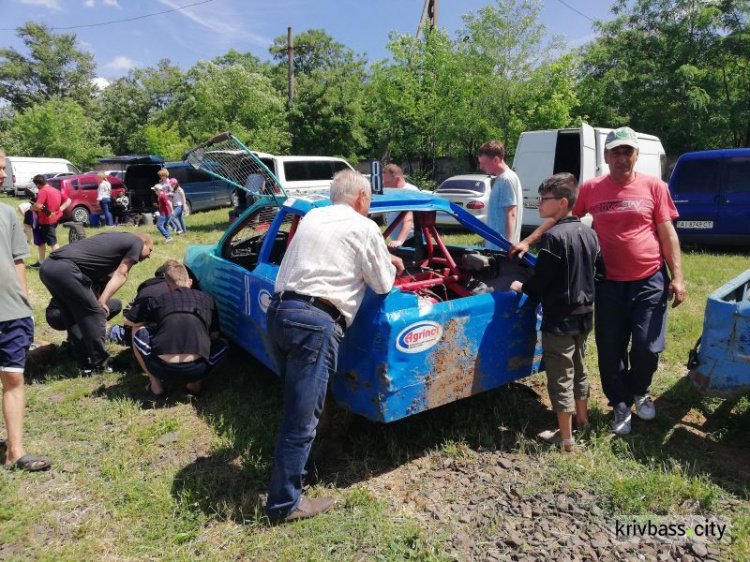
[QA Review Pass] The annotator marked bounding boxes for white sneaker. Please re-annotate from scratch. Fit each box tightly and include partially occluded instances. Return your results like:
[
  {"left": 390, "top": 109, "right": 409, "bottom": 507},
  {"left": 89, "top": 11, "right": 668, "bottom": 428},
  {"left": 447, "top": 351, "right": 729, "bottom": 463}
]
[
  {"left": 634, "top": 395, "right": 656, "bottom": 420},
  {"left": 611, "top": 402, "right": 632, "bottom": 436}
]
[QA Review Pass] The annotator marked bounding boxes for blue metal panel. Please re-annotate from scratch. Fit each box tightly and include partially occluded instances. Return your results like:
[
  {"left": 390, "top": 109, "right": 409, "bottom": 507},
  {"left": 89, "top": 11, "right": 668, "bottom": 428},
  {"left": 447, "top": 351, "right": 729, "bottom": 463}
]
[{"left": 690, "top": 268, "right": 750, "bottom": 394}]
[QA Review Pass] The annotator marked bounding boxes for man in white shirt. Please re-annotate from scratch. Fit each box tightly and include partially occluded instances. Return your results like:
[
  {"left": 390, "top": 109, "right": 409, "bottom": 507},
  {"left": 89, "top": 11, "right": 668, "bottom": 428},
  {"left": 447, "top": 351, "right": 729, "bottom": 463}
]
[
  {"left": 478, "top": 140, "right": 523, "bottom": 247},
  {"left": 265, "top": 169, "right": 403, "bottom": 523},
  {"left": 382, "top": 164, "right": 420, "bottom": 249}
]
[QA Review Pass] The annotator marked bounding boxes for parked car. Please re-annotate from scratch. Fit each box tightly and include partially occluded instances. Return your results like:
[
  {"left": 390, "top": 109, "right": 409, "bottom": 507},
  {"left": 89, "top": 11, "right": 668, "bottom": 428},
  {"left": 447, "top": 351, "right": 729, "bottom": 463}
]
[
  {"left": 184, "top": 191, "right": 542, "bottom": 423},
  {"left": 111, "top": 156, "right": 234, "bottom": 215},
  {"left": 9, "top": 156, "right": 80, "bottom": 197},
  {"left": 251, "top": 152, "right": 354, "bottom": 195},
  {"left": 47, "top": 173, "right": 127, "bottom": 224},
  {"left": 669, "top": 148, "right": 750, "bottom": 245},
  {"left": 433, "top": 174, "right": 494, "bottom": 227},
  {"left": 44, "top": 172, "right": 77, "bottom": 180},
  {"left": 513, "top": 123, "right": 666, "bottom": 234}
]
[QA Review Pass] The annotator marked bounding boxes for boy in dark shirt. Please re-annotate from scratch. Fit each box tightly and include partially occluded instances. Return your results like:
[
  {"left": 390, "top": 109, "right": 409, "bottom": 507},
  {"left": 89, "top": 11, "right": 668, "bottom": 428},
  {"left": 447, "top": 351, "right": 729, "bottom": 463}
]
[
  {"left": 125, "top": 263, "right": 228, "bottom": 396},
  {"left": 510, "top": 173, "right": 602, "bottom": 451}
]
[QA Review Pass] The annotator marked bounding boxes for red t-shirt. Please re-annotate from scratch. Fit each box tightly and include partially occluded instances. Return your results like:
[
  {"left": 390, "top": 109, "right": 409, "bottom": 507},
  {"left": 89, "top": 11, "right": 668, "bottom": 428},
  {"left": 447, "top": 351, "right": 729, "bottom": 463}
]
[
  {"left": 35, "top": 185, "right": 67, "bottom": 225},
  {"left": 158, "top": 193, "right": 172, "bottom": 216},
  {"left": 572, "top": 173, "right": 678, "bottom": 282}
]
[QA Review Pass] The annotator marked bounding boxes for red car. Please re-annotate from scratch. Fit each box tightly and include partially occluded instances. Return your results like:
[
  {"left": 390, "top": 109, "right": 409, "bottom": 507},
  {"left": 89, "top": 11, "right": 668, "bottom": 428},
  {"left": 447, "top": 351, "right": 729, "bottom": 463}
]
[{"left": 47, "top": 173, "right": 127, "bottom": 224}]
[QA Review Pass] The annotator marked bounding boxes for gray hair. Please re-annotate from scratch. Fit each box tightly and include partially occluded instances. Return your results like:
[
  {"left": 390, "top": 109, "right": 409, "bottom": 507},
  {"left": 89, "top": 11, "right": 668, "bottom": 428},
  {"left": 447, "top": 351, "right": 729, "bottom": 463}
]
[{"left": 329, "top": 169, "right": 371, "bottom": 205}]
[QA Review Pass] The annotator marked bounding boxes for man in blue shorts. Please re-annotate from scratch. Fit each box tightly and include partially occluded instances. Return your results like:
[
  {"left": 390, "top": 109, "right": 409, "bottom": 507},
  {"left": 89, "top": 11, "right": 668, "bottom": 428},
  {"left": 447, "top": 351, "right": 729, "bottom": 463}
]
[{"left": 0, "top": 150, "right": 50, "bottom": 471}]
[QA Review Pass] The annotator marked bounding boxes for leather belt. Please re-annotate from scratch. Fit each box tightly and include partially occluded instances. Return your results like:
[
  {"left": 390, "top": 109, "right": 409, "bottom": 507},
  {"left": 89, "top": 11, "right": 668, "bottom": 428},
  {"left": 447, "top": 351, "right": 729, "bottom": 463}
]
[{"left": 274, "top": 291, "right": 346, "bottom": 331}]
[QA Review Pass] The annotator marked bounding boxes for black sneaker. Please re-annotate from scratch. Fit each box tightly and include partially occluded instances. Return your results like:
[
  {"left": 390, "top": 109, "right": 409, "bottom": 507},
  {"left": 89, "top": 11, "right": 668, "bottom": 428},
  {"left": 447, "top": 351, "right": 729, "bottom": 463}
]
[{"left": 28, "top": 261, "right": 41, "bottom": 269}]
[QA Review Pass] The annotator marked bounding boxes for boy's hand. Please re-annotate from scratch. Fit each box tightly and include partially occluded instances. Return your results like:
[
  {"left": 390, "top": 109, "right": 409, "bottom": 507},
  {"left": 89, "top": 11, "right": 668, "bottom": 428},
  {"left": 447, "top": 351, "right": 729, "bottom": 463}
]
[{"left": 510, "top": 280, "right": 523, "bottom": 293}]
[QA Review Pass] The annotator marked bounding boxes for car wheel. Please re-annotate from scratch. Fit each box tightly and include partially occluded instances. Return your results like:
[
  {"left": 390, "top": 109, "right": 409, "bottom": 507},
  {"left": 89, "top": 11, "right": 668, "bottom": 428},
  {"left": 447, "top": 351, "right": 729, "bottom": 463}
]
[
  {"left": 183, "top": 200, "right": 192, "bottom": 217},
  {"left": 72, "top": 206, "right": 90, "bottom": 224},
  {"left": 68, "top": 224, "right": 86, "bottom": 244}
]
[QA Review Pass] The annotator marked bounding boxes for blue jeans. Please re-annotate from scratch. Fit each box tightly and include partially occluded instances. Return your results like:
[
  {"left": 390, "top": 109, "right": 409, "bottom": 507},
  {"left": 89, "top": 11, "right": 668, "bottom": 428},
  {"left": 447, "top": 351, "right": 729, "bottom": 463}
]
[
  {"left": 173, "top": 205, "right": 186, "bottom": 232},
  {"left": 99, "top": 198, "right": 113, "bottom": 226},
  {"left": 264, "top": 297, "right": 344, "bottom": 521},
  {"left": 156, "top": 214, "right": 171, "bottom": 239},
  {"left": 595, "top": 267, "right": 669, "bottom": 407}
]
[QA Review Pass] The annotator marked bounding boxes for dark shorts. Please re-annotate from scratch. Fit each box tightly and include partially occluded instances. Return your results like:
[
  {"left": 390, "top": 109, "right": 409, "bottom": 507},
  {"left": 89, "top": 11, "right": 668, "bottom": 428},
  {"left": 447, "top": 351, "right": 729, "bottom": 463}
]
[
  {"left": 133, "top": 327, "right": 228, "bottom": 383},
  {"left": 36, "top": 223, "right": 58, "bottom": 246},
  {"left": 0, "top": 317, "right": 35, "bottom": 373},
  {"left": 23, "top": 209, "right": 34, "bottom": 226}
]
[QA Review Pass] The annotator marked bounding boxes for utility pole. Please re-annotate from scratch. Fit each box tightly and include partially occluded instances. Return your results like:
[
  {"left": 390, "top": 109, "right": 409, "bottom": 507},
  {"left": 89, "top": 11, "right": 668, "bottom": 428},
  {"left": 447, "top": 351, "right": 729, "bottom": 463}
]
[
  {"left": 416, "top": 0, "right": 438, "bottom": 39},
  {"left": 287, "top": 27, "right": 294, "bottom": 104}
]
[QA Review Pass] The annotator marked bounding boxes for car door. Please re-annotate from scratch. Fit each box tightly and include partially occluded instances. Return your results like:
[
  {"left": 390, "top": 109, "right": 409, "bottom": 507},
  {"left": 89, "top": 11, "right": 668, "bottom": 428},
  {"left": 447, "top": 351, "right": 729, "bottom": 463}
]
[
  {"left": 80, "top": 177, "right": 100, "bottom": 212},
  {"left": 716, "top": 152, "right": 750, "bottom": 239},
  {"left": 669, "top": 153, "right": 721, "bottom": 236}
]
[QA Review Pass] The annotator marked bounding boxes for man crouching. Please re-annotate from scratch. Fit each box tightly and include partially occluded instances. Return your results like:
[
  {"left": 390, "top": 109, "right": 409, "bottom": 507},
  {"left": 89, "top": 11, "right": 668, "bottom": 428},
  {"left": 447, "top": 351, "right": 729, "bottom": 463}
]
[{"left": 125, "top": 263, "right": 228, "bottom": 397}]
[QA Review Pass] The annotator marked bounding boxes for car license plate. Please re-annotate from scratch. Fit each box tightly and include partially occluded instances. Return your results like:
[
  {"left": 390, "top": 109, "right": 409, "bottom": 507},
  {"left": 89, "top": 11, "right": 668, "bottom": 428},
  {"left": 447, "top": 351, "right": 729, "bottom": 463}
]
[{"left": 676, "top": 220, "right": 714, "bottom": 230}]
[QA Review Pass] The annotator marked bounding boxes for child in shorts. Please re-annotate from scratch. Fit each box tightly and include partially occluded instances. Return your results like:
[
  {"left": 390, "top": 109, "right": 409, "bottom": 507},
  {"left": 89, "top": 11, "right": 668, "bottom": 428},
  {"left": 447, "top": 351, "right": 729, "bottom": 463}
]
[{"left": 510, "top": 173, "right": 603, "bottom": 451}]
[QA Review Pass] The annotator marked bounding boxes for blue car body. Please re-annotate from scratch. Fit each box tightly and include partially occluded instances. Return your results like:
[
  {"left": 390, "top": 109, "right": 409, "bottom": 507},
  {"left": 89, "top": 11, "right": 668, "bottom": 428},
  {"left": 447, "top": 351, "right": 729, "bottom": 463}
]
[
  {"left": 669, "top": 148, "right": 750, "bottom": 244},
  {"left": 184, "top": 191, "right": 543, "bottom": 422}
]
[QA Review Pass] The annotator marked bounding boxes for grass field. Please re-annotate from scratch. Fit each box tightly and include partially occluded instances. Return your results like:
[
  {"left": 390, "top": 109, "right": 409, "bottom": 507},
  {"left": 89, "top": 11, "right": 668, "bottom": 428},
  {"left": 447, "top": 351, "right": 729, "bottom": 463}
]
[{"left": 0, "top": 193, "right": 748, "bottom": 560}]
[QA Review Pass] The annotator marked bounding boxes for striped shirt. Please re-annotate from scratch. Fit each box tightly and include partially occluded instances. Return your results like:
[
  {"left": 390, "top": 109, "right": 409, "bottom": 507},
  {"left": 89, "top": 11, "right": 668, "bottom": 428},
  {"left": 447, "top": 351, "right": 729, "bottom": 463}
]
[{"left": 275, "top": 203, "right": 396, "bottom": 326}]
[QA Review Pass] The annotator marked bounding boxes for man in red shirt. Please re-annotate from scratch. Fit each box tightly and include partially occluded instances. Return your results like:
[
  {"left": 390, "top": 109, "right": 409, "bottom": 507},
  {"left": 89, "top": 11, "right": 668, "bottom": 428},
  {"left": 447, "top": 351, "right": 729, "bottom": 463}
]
[
  {"left": 511, "top": 127, "right": 686, "bottom": 436},
  {"left": 29, "top": 175, "right": 70, "bottom": 268}
]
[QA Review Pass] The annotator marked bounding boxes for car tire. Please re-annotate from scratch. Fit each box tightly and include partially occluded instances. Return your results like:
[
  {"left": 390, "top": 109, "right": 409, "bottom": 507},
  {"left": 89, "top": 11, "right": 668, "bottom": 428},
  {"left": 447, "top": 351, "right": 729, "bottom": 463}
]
[
  {"left": 68, "top": 224, "right": 86, "bottom": 244},
  {"left": 72, "top": 206, "right": 90, "bottom": 224},
  {"left": 183, "top": 200, "right": 192, "bottom": 217}
]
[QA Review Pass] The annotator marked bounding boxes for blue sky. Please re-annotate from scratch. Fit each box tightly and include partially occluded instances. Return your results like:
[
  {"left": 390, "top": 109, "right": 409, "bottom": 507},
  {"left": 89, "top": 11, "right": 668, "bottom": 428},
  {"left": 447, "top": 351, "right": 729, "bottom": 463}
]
[{"left": 2, "top": 0, "right": 616, "bottom": 83}]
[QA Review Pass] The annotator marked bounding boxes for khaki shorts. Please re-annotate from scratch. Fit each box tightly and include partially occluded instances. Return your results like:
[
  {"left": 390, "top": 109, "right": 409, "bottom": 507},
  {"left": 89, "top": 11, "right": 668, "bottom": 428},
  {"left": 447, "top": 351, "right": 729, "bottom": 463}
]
[{"left": 542, "top": 331, "right": 590, "bottom": 413}]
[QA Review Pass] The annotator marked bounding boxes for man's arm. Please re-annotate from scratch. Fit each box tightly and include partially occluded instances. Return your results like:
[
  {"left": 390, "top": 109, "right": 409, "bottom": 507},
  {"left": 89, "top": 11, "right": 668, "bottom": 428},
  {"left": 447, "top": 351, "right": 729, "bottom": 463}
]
[
  {"left": 504, "top": 205, "right": 517, "bottom": 241},
  {"left": 388, "top": 211, "right": 414, "bottom": 249},
  {"left": 98, "top": 258, "right": 138, "bottom": 313},
  {"left": 509, "top": 218, "right": 556, "bottom": 259},
  {"left": 656, "top": 221, "right": 686, "bottom": 308},
  {"left": 14, "top": 259, "right": 28, "bottom": 298},
  {"left": 60, "top": 195, "right": 71, "bottom": 212}
]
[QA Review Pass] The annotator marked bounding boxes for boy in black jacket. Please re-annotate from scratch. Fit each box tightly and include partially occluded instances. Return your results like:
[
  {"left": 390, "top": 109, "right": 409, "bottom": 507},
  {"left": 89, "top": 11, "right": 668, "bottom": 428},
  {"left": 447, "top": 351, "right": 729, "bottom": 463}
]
[{"left": 510, "top": 173, "right": 602, "bottom": 451}]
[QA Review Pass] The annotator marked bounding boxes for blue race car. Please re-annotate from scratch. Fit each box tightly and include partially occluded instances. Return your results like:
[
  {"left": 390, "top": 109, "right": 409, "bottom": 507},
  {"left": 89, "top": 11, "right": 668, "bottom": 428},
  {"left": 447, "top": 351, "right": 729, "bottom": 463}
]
[{"left": 184, "top": 190, "right": 542, "bottom": 422}]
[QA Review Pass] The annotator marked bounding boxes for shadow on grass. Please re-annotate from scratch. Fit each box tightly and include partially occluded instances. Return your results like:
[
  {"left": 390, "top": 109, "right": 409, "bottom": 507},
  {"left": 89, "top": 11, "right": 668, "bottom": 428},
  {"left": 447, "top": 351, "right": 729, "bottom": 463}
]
[
  {"left": 167, "top": 345, "right": 555, "bottom": 523},
  {"left": 625, "top": 375, "right": 750, "bottom": 496}
]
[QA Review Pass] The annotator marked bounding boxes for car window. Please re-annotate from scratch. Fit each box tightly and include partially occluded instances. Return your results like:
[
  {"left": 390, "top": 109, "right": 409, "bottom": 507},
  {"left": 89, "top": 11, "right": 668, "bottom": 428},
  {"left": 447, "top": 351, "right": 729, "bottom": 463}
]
[
  {"left": 283, "top": 161, "right": 337, "bottom": 182},
  {"left": 66, "top": 164, "right": 79, "bottom": 173},
  {"left": 670, "top": 158, "right": 720, "bottom": 193},
  {"left": 724, "top": 156, "right": 750, "bottom": 193},
  {"left": 332, "top": 160, "right": 350, "bottom": 173},
  {"left": 48, "top": 179, "right": 62, "bottom": 190},
  {"left": 82, "top": 179, "right": 98, "bottom": 191},
  {"left": 168, "top": 167, "right": 190, "bottom": 185},
  {"left": 222, "top": 205, "right": 283, "bottom": 269},
  {"left": 436, "top": 179, "right": 488, "bottom": 194}
]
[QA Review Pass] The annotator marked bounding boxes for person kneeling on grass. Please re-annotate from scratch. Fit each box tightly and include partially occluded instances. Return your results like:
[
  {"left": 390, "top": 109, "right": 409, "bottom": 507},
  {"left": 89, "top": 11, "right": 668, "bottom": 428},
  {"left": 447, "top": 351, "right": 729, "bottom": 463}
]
[
  {"left": 510, "top": 173, "right": 603, "bottom": 452},
  {"left": 124, "top": 263, "right": 228, "bottom": 397}
]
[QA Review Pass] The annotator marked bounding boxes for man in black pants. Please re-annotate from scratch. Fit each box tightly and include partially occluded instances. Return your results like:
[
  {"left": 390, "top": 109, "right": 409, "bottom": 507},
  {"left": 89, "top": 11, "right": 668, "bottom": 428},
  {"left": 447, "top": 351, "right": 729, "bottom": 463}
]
[
  {"left": 124, "top": 263, "right": 228, "bottom": 396},
  {"left": 39, "top": 231, "right": 153, "bottom": 374}
]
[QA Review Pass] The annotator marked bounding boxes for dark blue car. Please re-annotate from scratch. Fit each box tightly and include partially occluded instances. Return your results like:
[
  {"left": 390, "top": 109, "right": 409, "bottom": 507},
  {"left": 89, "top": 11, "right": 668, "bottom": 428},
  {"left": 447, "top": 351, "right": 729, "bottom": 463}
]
[{"left": 669, "top": 148, "right": 750, "bottom": 245}]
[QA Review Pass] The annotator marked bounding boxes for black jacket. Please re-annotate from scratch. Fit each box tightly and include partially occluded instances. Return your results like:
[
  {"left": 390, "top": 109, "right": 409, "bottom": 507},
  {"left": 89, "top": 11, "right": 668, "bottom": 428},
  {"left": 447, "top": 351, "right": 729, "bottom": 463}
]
[{"left": 522, "top": 216, "right": 603, "bottom": 335}]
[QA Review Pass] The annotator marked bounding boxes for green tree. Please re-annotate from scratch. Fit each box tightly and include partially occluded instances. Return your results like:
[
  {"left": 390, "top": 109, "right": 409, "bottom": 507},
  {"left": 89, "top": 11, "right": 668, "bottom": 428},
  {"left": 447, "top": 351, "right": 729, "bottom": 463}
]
[
  {"left": 7, "top": 98, "right": 108, "bottom": 169},
  {"left": 178, "top": 62, "right": 290, "bottom": 153},
  {"left": 143, "top": 122, "right": 190, "bottom": 161},
  {"left": 0, "top": 22, "right": 96, "bottom": 112},
  {"left": 271, "top": 30, "right": 368, "bottom": 157},
  {"left": 576, "top": 0, "right": 748, "bottom": 153}
]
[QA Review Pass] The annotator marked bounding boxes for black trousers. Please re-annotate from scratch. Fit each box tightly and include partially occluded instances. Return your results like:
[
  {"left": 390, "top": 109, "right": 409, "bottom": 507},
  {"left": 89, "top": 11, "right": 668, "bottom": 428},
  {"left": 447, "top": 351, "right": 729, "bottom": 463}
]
[{"left": 40, "top": 259, "right": 110, "bottom": 370}]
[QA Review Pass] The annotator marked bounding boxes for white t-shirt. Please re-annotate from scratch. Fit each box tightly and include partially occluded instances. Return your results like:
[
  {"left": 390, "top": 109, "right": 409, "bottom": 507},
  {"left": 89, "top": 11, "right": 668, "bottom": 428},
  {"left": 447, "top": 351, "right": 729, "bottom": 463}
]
[
  {"left": 384, "top": 183, "right": 420, "bottom": 242},
  {"left": 97, "top": 180, "right": 112, "bottom": 202},
  {"left": 275, "top": 204, "right": 396, "bottom": 326}
]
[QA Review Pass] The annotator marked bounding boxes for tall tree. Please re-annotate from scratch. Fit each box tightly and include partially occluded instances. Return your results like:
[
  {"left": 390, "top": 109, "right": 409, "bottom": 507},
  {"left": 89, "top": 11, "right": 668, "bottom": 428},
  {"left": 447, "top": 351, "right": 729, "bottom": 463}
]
[
  {"left": 0, "top": 22, "right": 96, "bottom": 112},
  {"left": 270, "top": 30, "right": 368, "bottom": 157},
  {"left": 577, "top": 0, "right": 748, "bottom": 154},
  {"left": 6, "top": 98, "right": 108, "bottom": 169}
]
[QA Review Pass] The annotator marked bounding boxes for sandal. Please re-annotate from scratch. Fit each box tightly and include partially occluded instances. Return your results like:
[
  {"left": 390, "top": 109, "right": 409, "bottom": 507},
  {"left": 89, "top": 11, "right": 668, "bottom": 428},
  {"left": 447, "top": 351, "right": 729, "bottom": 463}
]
[
  {"left": 538, "top": 429, "right": 576, "bottom": 452},
  {"left": 12, "top": 454, "right": 51, "bottom": 472}
]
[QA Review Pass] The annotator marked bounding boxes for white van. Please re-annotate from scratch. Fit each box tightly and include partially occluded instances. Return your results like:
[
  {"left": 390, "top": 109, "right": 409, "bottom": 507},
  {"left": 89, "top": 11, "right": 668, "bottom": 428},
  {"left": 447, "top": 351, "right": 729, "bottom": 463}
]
[
  {"left": 512, "top": 123, "right": 666, "bottom": 234},
  {"left": 252, "top": 152, "right": 354, "bottom": 195},
  {"left": 8, "top": 156, "right": 81, "bottom": 196}
]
